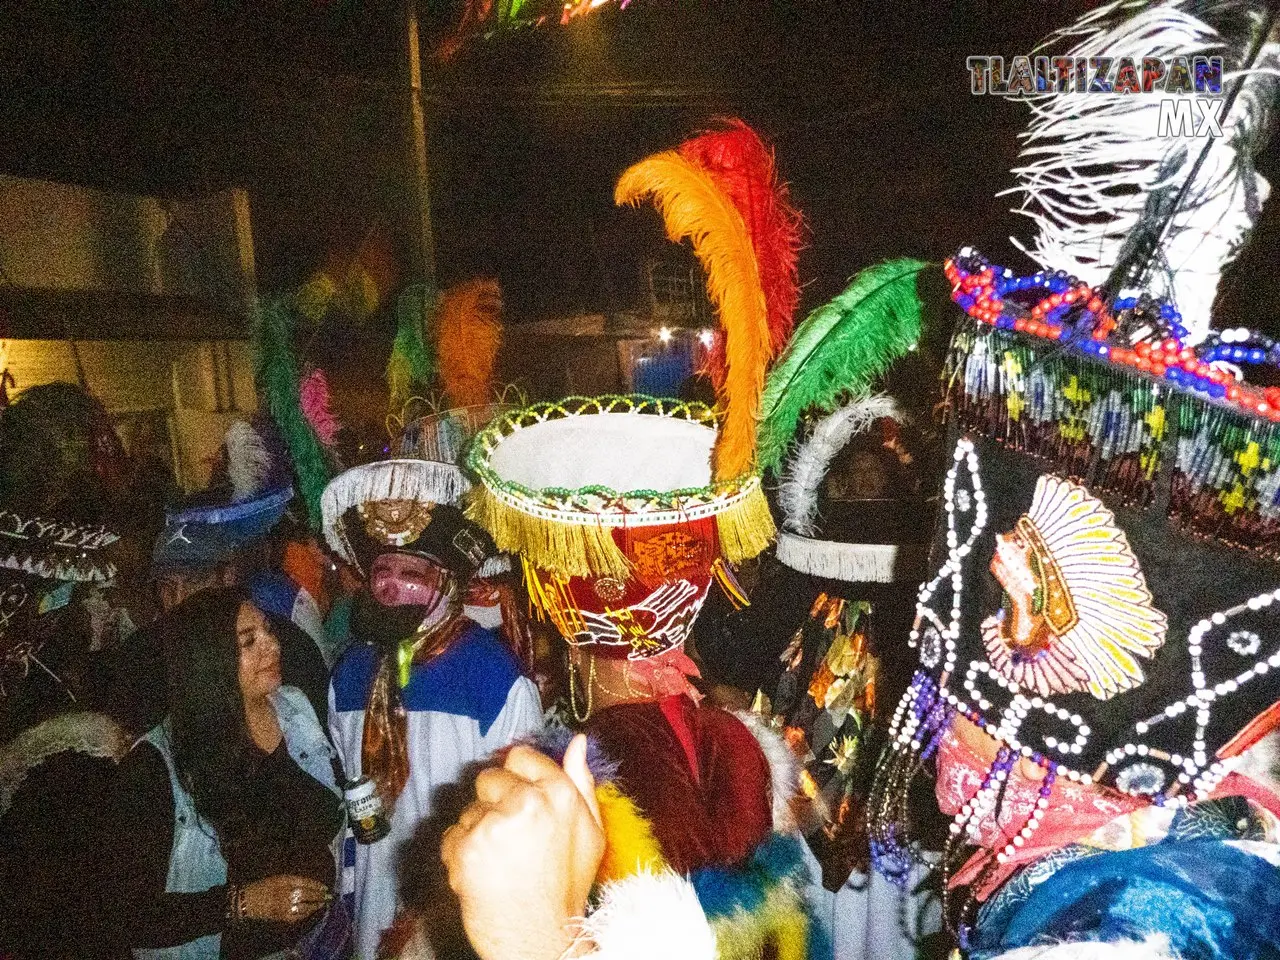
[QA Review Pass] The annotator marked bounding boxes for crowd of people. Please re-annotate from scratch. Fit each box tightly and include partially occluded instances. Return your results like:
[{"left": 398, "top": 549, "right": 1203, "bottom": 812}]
[{"left": 7, "top": 2, "right": 1280, "bottom": 957}]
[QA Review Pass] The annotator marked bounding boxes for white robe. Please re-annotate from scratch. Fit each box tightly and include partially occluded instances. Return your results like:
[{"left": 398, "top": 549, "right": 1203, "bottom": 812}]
[{"left": 329, "top": 620, "right": 544, "bottom": 960}]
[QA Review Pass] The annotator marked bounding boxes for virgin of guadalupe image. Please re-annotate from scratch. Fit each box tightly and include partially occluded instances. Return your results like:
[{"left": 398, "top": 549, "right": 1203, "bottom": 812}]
[{"left": 981, "top": 474, "right": 1169, "bottom": 701}]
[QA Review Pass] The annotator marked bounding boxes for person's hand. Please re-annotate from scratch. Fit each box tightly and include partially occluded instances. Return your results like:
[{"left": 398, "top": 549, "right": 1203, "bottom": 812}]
[
  {"left": 441, "top": 735, "right": 605, "bottom": 960},
  {"left": 241, "top": 875, "right": 329, "bottom": 924}
]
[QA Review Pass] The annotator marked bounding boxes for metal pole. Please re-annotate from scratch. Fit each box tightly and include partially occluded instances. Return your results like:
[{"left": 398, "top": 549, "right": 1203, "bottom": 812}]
[{"left": 404, "top": 0, "right": 437, "bottom": 287}]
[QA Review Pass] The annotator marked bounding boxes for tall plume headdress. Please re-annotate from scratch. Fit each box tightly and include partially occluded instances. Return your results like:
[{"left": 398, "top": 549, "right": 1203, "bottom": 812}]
[{"left": 1003, "top": 0, "right": 1280, "bottom": 343}]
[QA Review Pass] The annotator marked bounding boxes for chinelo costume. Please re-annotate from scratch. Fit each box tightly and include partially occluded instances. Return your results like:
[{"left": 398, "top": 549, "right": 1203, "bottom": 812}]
[
  {"left": 0, "top": 410, "right": 132, "bottom": 959},
  {"left": 761, "top": 392, "right": 944, "bottom": 960},
  {"left": 864, "top": 2, "right": 1280, "bottom": 957},
  {"left": 322, "top": 455, "right": 542, "bottom": 960},
  {"left": 465, "top": 122, "right": 935, "bottom": 960}
]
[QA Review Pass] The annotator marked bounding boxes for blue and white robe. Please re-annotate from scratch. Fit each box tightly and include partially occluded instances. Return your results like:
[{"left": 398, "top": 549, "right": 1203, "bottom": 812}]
[{"left": 329, "top": 620, "right": 543, "bottom": 960}]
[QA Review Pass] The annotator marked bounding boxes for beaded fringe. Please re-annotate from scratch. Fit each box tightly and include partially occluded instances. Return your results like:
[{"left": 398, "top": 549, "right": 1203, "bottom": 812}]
[{"left": 947, "top": 319, "right": 1280, "bottom": 558}]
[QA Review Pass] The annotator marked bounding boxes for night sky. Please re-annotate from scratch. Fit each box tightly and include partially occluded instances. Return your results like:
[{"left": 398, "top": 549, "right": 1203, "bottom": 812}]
[{"left": 1, "top": 0, "right": 1276, "bottom": 335}]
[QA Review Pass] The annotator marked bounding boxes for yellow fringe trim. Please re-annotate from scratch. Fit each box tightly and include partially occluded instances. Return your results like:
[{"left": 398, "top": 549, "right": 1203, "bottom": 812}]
[
  {"left": 467, "top": 487, "right": 632, "bottom": 581},
  {"left": 522, "top": 557, "right": 587, "bottom": 641},
  {"left": 469, "top": 481, "right": 774, "bottom": 581},
  {"left": 716, "top": 484, "right": 776, "bottom": 565},
  {"left": 594, "top": 782, "right": 668, "bottom": 885},
  {"left": 710, "top": 881, "right": 810, "bottom": 960}
]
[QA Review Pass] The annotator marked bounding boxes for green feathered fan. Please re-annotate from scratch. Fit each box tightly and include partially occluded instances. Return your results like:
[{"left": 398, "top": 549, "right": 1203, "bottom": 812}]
[
  {"left": 756, "top": 259, "right": 930, "bottom": 473},
  {"left": 386, "top": 284, "right": 438, "bottom": 415}
]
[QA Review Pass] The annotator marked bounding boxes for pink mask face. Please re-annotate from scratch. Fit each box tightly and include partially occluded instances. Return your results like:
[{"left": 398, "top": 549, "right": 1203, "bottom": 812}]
[{"left": 369, "top": 553, "right": 452, "bottom": 609}]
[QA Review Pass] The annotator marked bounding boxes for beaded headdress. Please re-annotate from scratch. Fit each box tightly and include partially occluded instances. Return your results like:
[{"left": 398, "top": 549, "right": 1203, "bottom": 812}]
[
  {"left": 865, "top": 0, "right": 1280, "bottom": 945},
  {"left": 321, "top": 458, "right": 497, "bottom": 581}
]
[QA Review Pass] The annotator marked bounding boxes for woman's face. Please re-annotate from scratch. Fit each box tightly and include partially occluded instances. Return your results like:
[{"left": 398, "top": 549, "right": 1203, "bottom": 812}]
[{"left": 236, "top": 602, "right": 281, "bottom": 703}]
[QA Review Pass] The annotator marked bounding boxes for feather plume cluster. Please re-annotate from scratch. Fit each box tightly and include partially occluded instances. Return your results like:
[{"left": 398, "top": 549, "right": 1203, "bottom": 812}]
[
  {"left": 757, "top": 260, "right": 927, "bottom": 474},
  {"left": 1004, "top": 0, "right": 1280, "bottom": 342},
  {"left": 437, "top": 278, "right": 503, "bottom": 410},
  {"left": 678, "top": 121, "right": 803, "bottom": 390},
  {"left": 616, "top": 152, "right": 770, "bottom": 480},
  {"left": 253, "top": 300, "right": 332, "bottom": 529},
  {"left": 386, "top": 285, "right": 438, "bottom": 415},
  {"left": 224, "top": 420, "right": 272, "bottom": 502}
]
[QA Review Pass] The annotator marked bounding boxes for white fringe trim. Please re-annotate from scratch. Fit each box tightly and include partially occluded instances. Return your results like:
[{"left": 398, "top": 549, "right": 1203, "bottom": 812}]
[
  {"left": 0, "top": 711, "right": 130, "bottom": 817},
  {"left": 321, "top": 459, "right": 472, "bottom": 563},
  {"left": 776, "top": 532, "right": 900, "bottom": 584},
  {"left": 478, "top": 554, "right": 511, "bottom": 578},
  {"left": 733, "top": 709, "right": 800, "bottom": 833},
  {"left": 988, "top": 934, "right": 1177, "bottom": 960},
  {"left": 778, "top": 395, "right": 902, "bottom": 536},
  {"left": 577, "top": 869, "right": 716, "bottom": 960}
]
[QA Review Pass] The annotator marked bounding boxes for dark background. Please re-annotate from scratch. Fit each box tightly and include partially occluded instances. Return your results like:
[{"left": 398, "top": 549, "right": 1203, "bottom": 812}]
[{"left": 0, "top": 0, "right": 1275, "bottom": 331}]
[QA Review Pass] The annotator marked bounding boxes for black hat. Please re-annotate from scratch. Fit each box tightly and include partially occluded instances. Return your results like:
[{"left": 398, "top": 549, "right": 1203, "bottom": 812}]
[{"left": 321, "top": 459, "right": 500, "bottom": 580}]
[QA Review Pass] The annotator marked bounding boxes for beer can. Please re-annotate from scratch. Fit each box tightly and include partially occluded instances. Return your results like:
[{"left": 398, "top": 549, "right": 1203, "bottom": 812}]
[{"left": 343, "top": 776, "right": 391, "bottom": 844}]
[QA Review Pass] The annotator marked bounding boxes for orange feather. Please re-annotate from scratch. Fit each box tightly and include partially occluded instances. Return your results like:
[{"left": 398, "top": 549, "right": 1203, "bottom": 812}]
[
  {"left": 437, "top": 278, "right": 503, "bottom": 409},
  {"left": 615, "top": 152, "right": 769, "bottom": 480}
]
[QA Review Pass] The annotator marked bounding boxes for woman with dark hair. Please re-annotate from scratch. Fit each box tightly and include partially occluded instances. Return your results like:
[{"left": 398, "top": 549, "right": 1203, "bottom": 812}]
[{"left": 104, "top": 587, "right": 347, "bottom": 959}]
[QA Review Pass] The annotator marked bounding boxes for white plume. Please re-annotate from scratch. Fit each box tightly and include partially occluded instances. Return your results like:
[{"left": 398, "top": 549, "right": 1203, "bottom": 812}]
[
  {"left": 1003, "top": 0, "right": 1280, "bottom": 343},
  {"left": 988, "top": 934, "right": 1178, "bottom": 960},
  {"left": 225, "top": 420, "right": 272, "bottom": 502},
  {"left": 577, "top": 869, "right": 717, "bottom": 960},
  {"left": 778, "top": 394, "right": 902, "bottom": 536}
]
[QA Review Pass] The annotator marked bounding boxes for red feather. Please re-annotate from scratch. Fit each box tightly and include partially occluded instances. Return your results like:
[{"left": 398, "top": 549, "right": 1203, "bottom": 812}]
[{"left": 678, "top": 120, "right": 803, "bottom": 390}]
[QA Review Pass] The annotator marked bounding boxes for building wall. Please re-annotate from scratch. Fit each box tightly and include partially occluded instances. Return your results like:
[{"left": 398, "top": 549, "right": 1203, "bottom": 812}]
[{"left": 1, "top": 337, "right": 257, "bottom": 492}]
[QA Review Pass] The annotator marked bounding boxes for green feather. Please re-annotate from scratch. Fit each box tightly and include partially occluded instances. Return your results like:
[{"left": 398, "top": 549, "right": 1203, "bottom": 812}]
[
  {"left": 253, "top": 299, "right": 331, "bottom": 530},
  {"left": 757, "top": 259, "right": 930, "bottom": 473},
  {"left": 387, "top": 284, "right": 438, "bottom": 414}
]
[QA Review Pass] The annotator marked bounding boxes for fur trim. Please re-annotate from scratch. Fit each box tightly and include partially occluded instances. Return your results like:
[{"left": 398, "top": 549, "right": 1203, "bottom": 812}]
[
  {"left": 595, "top": 781, "right": 666, "bottom": 883},
  {"left": 778, "top": 395, "right": 901, "bottom": 536},
  {"left": 988, "top": 935, "right": 1177, "bottom": 960},
  {"left": 320, "top": 459, "right": 471, "bottom": 563},
  {"left": 0, "top": 711, "right": 129, "bottom": 817},
  {"left": 579, "top": 869, "right": 717, "bottom": 960},
  {"left": 733, "top": 710, "right": 799, "bottom": 833},
  {"left": 775, "top": 533, "right": 900, "bottom": 584},
  {"left": 522, "top": 728, "right": 622, "bottom": 785}
]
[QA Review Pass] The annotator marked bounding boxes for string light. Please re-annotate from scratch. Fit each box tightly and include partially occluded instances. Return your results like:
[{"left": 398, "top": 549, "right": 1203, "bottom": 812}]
[
  {"left": 657, "top": 327, "right": 673, "bottom": 344},
  {"left": 698, "top": 329, "right": 714, "bottom": 348}
]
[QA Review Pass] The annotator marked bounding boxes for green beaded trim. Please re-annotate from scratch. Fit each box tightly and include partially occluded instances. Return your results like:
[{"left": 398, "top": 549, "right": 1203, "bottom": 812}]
[{"left": 466, "top": 394, "right": 760, "bottom": 524}]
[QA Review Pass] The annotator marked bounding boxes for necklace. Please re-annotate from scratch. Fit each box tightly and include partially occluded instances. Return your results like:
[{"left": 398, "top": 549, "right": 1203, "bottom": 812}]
[
  {"left": 569, "top": 655, "right": 595, "bottom": 722},
  {"left": 591, "top": 660, "right": 649, "bottom": 702}
]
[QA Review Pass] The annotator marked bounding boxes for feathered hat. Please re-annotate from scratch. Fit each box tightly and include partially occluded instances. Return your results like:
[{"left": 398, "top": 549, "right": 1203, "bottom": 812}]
[
  {"left": 464, "top": 121, "right": 806, "bottom": 671},
  {"left": 321, "top": 458, "right": 498, "bottom": 582},
  {"left": 865, "top": 0, "right": 1280, "bottom": 948},
  {"left": 151, "top": 420, "right": 295, "bottom": 575},
  {"left": 467, "top": 123, "right": 933, "bottom": 686}
]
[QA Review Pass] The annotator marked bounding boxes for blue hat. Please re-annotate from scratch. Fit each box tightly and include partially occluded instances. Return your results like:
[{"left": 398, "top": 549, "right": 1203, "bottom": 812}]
[{"left": 152, "top": 485, "right": 294, "bottom": 574}]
